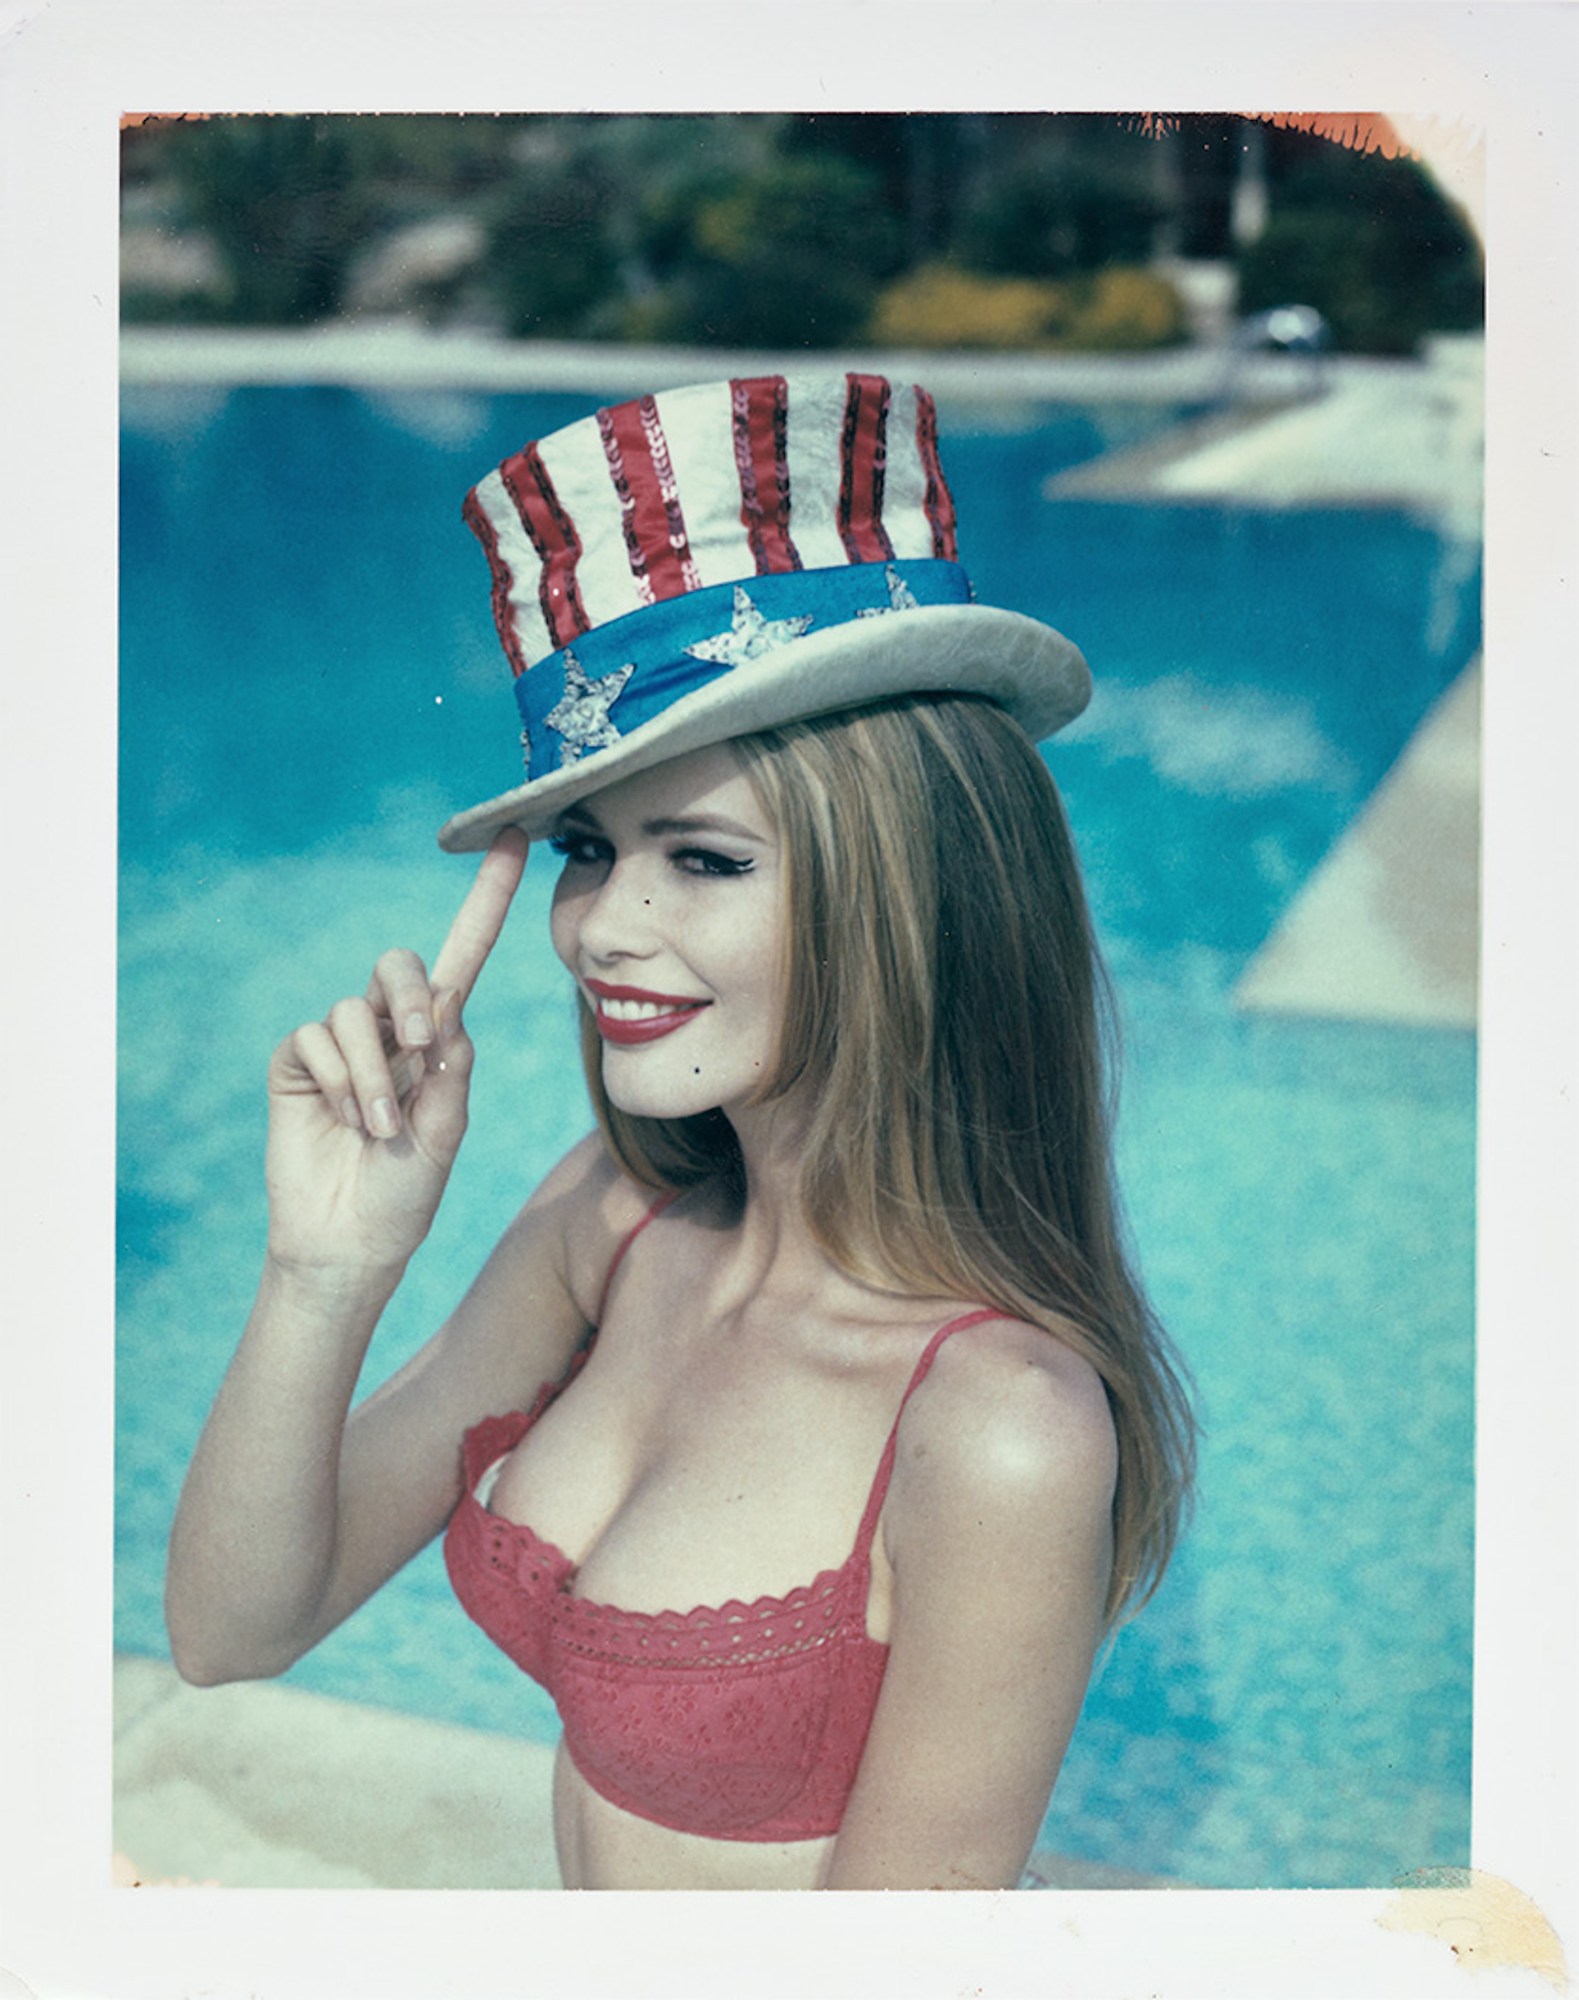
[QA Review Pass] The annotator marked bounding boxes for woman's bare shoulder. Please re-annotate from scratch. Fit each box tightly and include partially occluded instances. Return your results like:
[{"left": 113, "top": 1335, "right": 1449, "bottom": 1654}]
[{"left": 893, "top": 1314, "right": 1118, "bottom": 1536}]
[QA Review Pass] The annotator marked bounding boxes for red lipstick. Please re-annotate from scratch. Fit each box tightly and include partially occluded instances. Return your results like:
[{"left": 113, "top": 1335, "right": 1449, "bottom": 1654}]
[{"left": 584, "top": 978, "right": 710, "bottom": 1046}]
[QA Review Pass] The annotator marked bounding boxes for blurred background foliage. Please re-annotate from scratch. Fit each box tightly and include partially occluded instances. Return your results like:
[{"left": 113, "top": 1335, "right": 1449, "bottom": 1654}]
[
  {"left": 1234, "top": 142, "right": 1484, "bottom": 355},
  {"left": 121, "top": 112, "right": 1482, "bottom": 356}
]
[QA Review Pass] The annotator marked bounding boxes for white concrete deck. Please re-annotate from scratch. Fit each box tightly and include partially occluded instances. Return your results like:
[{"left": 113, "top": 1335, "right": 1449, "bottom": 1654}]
[
  {"left": 114, "top": 1655, "right": 561, "bottom": 1890},
  {"left": 1234, "top": 660, "right": 1480, "bottom": 1028},
  {"left": 120, "top": 321, "right": 1359, "bottom": 406},
  {"left": 1047, "top": 333, "right": 1482, "bottom": 526},
  {"left": 1153, "top": 339, "right": 1482, "bottom": 533}
]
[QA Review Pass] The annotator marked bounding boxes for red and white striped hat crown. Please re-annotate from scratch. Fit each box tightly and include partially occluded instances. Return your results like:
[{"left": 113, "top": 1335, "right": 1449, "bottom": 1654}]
[{"left": 440, "top": 371, "right": 1089, "bottom": 852}]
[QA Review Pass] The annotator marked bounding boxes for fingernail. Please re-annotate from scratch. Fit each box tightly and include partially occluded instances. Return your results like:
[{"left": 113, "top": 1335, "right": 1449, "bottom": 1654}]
[
  {"left": 404, "top": 1011, "right": 433, "bottom": 1047},
  {"left": 340, "top": 1096, "right": 362, "bottom": 1129},
  {"left": 370, "top": 1097, "right": 399, "bottom": 1139}
]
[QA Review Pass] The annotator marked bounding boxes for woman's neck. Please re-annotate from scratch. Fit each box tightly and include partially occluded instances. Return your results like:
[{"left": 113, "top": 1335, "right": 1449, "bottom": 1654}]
[
  {"left": 715, "top": 1094, "right": 919, "bottom": 1317},
  {"left": 695, "top": 1093, "right": 835, "bottom": 1303},
  {"left": 722, "top": 1093, "right": 815, "bottom": 1266}
]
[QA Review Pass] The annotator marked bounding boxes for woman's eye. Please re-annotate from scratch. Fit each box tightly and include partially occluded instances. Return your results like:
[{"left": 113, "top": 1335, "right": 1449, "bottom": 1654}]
[
  {"left": 548, "top": 833, "right": 611, "bottom": 867},
  {"left": 674, "top": 847, "right": 753, "bottom": 878}
]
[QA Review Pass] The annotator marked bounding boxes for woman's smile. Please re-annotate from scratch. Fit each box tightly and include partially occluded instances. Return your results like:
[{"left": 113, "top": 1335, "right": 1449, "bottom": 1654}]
[
  {"left": 549, "top": 745, "right": 785, "bottom": 1118},
  {"left": 585, "top": 979, "right": 713, "bottom": 1044}
]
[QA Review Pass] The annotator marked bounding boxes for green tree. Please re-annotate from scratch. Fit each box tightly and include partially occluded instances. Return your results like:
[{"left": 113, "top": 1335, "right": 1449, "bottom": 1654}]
[
  {"left": 1239, "top": 141, "right": 1482, "bottom": 355},
  {"left": 158, "top": 116, "right": 383, "bottom": 324},
  {"left": 937, "top": 115, "right": 1165, "bottom": 276},
  {"left": 628, "top": 153, "right": 903, "bottom": 348},
  {"left": 482, "top": 141, "right": 621, "bottom": 338}
]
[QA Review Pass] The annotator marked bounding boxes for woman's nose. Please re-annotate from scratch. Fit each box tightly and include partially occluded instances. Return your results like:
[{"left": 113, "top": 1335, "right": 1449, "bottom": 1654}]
[{"left": 575, "top": 860, "right": 662, "bottom": 963}]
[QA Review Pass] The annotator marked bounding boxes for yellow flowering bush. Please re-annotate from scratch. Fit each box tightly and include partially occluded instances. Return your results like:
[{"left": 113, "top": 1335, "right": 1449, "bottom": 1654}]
[
  {"left": 1071, "top": 266, "right": 1189, "bottom": 350},
  {"left": 868, "top": 262, "right": 1186, "bottom": 352}
]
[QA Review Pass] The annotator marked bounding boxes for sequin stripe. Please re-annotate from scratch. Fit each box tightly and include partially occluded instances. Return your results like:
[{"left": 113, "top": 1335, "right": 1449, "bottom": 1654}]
[
  {"left": 837, "top": 372, "right": 896, "bottom": 565},
  {"left": 639, "top": 394, "right": 704, "bottom": 594},
  {"left": 914, "top": 387, "right": 958, "bottom": 561},
  {"left": 730, "top": 375, "right": 802, "bottom": 574},
  {"left": 597, "top": 399, "right": 691, "bottom": 605},
  {"left": 460, "top": 487, "right": 531, "bottom": 678},
  {"left": 594, "top": 405, "right": 652, "bottom": 606},
  {"left": 497, "top": 443, "right": 590, "bottom": 651}
]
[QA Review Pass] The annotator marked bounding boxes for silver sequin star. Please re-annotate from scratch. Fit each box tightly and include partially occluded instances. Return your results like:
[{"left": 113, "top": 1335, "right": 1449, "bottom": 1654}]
[
  {"left": 856, "top": 565, "right": 921, "bottom": 618},
  {"left": 544, "top": 650, "right": 636, "bottom": 767},
  {"left": 684, "top": 585, "right": 814, "bottom": 669}
]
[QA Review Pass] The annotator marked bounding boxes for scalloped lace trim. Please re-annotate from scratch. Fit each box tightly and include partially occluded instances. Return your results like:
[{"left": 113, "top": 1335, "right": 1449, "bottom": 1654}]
[{"left": 462, "top": 1481, "right": 875, "bottom": 1663}]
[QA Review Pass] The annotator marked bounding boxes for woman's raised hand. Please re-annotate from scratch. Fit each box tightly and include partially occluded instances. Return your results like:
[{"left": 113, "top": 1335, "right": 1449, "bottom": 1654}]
[{"left": 264, "top": 830, "right": 529, "bottom": 1279}]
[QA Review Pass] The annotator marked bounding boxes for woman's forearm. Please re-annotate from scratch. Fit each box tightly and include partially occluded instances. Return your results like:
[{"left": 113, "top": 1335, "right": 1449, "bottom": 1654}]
[
  {"left": 164, "top": 1254, "right": 404, "bottom": 1684},
  {"left": 167, "top": 837, "right": 529, "bottom": 1685}
]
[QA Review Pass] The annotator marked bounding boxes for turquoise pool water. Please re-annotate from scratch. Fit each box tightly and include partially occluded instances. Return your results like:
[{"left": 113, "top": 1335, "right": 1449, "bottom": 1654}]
[{"left": 117, "top": 383, "right": 1479, "bottom": 1889}]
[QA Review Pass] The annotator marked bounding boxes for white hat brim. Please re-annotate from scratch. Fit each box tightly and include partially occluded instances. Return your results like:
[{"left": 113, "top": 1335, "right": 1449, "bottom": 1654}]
[{"left": 437, "top": 604, "right": 1089, "bottom": 853}]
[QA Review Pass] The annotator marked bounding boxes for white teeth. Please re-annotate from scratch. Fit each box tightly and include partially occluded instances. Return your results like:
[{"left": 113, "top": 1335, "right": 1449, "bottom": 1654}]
[{"left": 599, "top": 997, "right": 697, "bottom": 1021}]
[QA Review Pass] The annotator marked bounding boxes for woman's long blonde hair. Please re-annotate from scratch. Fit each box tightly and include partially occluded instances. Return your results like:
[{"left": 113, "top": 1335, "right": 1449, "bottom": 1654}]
[{"left": 580, "top": 693, "right": 1194, "bottom": 1624}]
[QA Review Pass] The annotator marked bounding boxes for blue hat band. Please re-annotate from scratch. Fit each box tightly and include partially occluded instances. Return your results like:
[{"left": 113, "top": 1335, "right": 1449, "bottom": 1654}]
[{"left": 514, "top": 558, "right": 973, "bottom": 779}]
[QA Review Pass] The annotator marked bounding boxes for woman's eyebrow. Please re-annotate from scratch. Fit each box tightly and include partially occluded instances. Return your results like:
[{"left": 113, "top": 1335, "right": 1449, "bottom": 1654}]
[
  {"left": 554, "top": 805, "right": 603, "bottom": 834},
  {"left": 640, "top": 813, "right": 768, "bottom": 844}
]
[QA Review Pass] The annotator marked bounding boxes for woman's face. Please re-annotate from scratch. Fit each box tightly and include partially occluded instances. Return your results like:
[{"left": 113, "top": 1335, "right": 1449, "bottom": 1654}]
[{"left": 548, "top": 744, "right": 787, "bottom": 1122}]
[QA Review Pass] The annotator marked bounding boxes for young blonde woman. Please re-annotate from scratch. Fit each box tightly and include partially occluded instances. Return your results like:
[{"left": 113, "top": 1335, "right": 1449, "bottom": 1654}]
[{"left": 167, "top": 373, "right": 1193, "bottom": 1891}]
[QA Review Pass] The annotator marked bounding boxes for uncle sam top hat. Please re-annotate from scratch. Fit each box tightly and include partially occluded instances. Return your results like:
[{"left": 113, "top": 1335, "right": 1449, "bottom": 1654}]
[{"left": 439, "top": 371, "right": 1091, "bottom": 853}]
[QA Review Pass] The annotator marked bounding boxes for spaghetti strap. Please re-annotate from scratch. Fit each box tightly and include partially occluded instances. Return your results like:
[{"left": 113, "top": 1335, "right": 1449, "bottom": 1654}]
[
  {"left": 593, "top": 1193, "right": 676, "bottom": 1324},
  {"left": 850, "top": 1308, "right": 1005, "bottom": 1564}
]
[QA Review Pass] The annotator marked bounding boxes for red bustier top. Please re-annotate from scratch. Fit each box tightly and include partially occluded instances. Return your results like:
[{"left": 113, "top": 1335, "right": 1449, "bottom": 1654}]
[{"left": 443, "top": 1203, "right": 998, "bottom": 1843}]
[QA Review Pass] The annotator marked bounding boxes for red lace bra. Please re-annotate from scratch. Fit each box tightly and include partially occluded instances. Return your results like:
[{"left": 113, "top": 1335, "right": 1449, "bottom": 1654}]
[{"left": 443, "top": 1203, "right": 1000, "bottom": 1843}]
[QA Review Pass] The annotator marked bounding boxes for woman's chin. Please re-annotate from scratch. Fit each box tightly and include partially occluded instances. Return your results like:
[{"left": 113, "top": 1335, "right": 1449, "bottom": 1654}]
[{"left": 600, "top": 1059, "right": 726, "bottom": 1124}]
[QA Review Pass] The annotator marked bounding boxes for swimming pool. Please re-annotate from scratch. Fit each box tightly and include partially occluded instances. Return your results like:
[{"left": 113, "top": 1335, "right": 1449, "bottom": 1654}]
[{"left": 117, "top": 382, "right": 1479, "bottom": 1889}]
